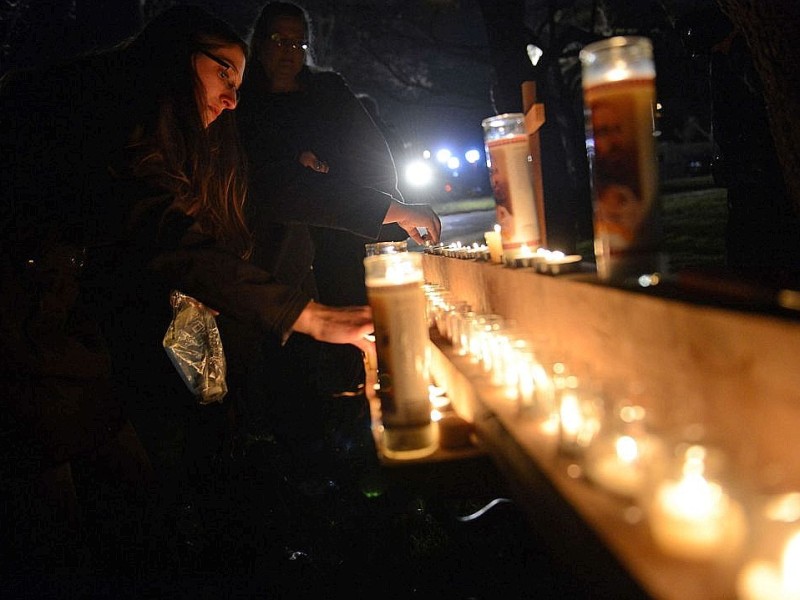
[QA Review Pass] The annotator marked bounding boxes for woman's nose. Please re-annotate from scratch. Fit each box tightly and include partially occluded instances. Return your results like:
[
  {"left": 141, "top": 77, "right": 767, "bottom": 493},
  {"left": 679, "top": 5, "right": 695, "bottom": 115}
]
[{"left": 221, "top": 89, "right": 237, "bottom": 110}]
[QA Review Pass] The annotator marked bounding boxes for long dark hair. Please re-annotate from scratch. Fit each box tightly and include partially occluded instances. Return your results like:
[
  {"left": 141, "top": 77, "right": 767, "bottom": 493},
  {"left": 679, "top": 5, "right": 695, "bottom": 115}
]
[{"left": 124, "top": 5, "right": 251, "bottom": 257}]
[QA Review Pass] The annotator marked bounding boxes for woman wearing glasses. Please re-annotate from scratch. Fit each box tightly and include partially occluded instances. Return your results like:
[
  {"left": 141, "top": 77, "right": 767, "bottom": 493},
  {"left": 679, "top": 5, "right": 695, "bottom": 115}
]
[
  {"left": 234, "top": 2, "right": 439, "bottom": 486},
  {"left": 0, "top": 5, "right": 376, "bottom": 578}
]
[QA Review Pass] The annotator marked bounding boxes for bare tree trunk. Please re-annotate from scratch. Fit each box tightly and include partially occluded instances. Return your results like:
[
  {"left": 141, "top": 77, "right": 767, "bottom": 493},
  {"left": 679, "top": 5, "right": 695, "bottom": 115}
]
[{"left": 716, "top": 0, "right": 800, "bottom": 216}]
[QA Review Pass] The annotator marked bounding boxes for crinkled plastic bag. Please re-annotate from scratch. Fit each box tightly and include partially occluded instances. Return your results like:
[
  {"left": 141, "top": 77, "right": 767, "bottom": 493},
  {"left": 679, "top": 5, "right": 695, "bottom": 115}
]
[{"left": 163, "top": 290, "right": 227, "bottom": 404}]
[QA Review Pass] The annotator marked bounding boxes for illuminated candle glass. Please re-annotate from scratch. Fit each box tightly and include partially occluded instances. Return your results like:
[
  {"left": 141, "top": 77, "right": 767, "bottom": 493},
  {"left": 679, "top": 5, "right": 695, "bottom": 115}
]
[
  {"left": 364, "top": 251, "right": 436, "bottom": 459},
  {"left": 481, "top": 113, "right": 543, "bottom": 261},
  {"left": 422, "top": 282, "right": 445, "bottom": 328},
  {"left": 580, "top": 36, "right": 664, "bottom": 282},
  {"left": 647, "top": 444, "right": 747, "bottom": 561},
  {"left": 446, "top": 301, "right": 471, "bottom": 346},
  {"left": 431, "top": 291, "right": 455, "bottom": 339},
  {"left": 529, "top": 354, "right": 567, "bottom": 437},
  {"left": 365, "top": 240, "right": 408, "bottom": 256},
  {"left": 452, "top": 310, "right": 478, "bottom": 357},
  {"left": 513, "top": 342, "right": 538, "bottom": 408},
  {"left": 556, "top": 373, "right": 603, "bottom": 457},
  {"left": 469, "top": 313, "right": 503, "bottom": 365},
  {"left": 584, "top": 404, "right": 665, "bottom": 500},
  {"left": 487, "top": 327, "right": 525, "bottom": 393}
]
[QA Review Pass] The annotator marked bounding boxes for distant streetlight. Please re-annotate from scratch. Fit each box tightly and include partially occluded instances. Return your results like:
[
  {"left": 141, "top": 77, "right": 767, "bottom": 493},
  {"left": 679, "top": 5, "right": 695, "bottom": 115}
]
[
  {"left": 464, "top": 149, "right": 481, "bottom": 164},
  {"left": 405, "top": 160, "right": 433, "bottom": 187},
  {"left": 435, "top": 148, "right": 452, "bottom": 164}
]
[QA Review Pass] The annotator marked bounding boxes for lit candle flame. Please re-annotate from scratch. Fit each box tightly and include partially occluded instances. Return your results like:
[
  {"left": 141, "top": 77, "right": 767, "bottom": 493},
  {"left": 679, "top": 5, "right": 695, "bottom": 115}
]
[
  {"left": 783, "top": 531, "right": 800, "bottom": 595},
  {"left": 616, "top": 435, "right": 639, "bottom": 463}
]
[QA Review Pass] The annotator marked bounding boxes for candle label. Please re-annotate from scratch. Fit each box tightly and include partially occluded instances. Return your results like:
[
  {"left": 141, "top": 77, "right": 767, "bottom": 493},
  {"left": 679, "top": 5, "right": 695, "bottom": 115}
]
[
  {"left": 367, "top": 280, "right": 432, "bottom": 427},
  {"left": 581, "top": 35, "right": 665, "bottom": 282},
  {"left": 486, "top": 135, "right": 542, "bottom": 255}
]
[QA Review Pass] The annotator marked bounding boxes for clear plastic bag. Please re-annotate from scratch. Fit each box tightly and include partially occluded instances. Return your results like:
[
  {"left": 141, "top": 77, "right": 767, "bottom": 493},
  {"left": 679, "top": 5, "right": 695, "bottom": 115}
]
[{"left": 163, "top": 290, "right": 227, "bottom": 404}]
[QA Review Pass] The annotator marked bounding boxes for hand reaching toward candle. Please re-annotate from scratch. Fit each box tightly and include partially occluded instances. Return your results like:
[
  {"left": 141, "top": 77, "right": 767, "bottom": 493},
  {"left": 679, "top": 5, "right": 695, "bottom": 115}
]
[
  {"left": 384, "top": 201, "right": 442, "bottom": 245},
  {"left": 291, "top": 301, "right": 375, "bottom": 353}
]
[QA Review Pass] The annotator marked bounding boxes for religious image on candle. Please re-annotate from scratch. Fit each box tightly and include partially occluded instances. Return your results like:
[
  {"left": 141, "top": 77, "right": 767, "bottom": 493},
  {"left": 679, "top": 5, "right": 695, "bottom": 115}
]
[
  {"left": 482, "top": 113, "right": 542, "bottom": 259},
  {"left": 580, "top": 36, "right": 663, "bottom": 282},
  {"left": 589, "top": 95, "right": 647, "bottom": 244}
]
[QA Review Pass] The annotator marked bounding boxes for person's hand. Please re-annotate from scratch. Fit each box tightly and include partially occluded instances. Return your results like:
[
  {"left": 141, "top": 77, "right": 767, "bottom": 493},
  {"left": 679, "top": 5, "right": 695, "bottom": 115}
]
[
  {"left": 298, "top": 150, "right": 329, "bottom": 173},
  {"left": 384, "top": 201, "right": 442, "bottom": 245},
  {"left": 291, "top": 301, "right": 374, "bottom": 354}
]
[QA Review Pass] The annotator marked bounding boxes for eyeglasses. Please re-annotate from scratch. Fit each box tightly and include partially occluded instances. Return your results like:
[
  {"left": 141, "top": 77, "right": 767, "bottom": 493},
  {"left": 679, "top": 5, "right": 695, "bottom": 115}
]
[
  {"left": 269, "top": 33, "right": 308, "bottom": 52},
  {"left": 199, "top": 49, "right": 241, "bottom": 100}
]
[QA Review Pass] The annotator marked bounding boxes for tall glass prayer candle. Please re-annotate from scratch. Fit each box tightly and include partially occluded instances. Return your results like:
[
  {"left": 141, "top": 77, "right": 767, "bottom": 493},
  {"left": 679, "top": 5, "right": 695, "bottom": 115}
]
[
  {"left": 580, "top": 36, "right": 664, "bottom": 282},
  {"left": 482, "top": 113, "right": 542, "bottom": 261},
  {"left": 364, "top": 251, "right": 436, "bottom": 459}
]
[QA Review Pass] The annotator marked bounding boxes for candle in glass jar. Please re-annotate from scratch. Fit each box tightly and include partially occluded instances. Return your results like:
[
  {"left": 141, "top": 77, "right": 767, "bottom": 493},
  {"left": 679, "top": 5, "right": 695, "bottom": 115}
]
[
  {"left": 648, "top": 445, "right": 746, "bottom": 561},
  {"left": 557, "top": 378, "right": 602, "bottom": 456},
  {"left": 580, "top": 36, "right": 663, "bottom": 282},
  {"left": 586, "top": 435, "right": 648, "bottom": 498},
  {"left": 364, "top": 251, "right": 436, "bottom": 459}
]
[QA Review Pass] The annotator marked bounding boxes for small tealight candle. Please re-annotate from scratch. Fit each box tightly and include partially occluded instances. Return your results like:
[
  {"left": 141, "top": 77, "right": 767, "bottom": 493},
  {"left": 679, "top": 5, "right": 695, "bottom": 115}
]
[
  {"left": 648, "top": 445, "right": 747, "bottom": 561},
  {"left": 484, "top": 225, "right": 503, "bottom": 264},
  {"left": 540, "top": 251, "right": 582, "bottom": 275}
]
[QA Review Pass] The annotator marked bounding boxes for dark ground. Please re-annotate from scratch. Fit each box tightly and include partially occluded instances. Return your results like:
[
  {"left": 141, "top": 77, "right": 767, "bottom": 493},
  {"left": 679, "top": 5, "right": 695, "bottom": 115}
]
[{"left": 1, "top": 427, "right": 595, "bottom": 600}]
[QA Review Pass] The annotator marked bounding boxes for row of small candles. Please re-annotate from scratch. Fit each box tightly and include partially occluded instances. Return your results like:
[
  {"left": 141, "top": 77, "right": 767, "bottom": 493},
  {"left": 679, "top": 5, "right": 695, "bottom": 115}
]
[
  {"left": 424, "top": 226, "right": 583, "bottom": 275},
  {"left": 423, "top": 282, "right": 800, "bottom": 600}
]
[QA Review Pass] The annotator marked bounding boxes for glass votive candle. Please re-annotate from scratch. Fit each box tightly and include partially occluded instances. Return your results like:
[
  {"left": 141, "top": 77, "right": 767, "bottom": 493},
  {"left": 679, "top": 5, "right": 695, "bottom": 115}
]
[
  {"left": 453, "top": 310, "right": 478, "bottom": 357},
  {"left": 366, "top": 240, "right": 408, "bottom": 256},
  {"left": 445, "top": 301, "right": 471, "bottom": 346},
  {"left": 556, "top": 371, "right": 603, "bottom": 457},
  {"left": 469, "top": 313, "right": 504, "bottom": 366},
  {"left": 737, "top": 492, "right": 800, "bottom": 600},
  {"left": 645, "top": 443, "right": 748, "bottom": 562},
  {"left": 583, "top": 403, "right": 666, "bottom": 501},
  {"left": 513, "top": 343, "right": 539, "bottom": 409},
  {"left": 431, "top": 291, "right": 455, "bottom": 339},
  {"left": 422, "top": 283, "right": 446, "bottom": 328},
  {"left": 528, "top": 350, "right": 567, "bottom": 437},
  {"left": 487, "top": 326, "right": 526, "bottom": 392}
]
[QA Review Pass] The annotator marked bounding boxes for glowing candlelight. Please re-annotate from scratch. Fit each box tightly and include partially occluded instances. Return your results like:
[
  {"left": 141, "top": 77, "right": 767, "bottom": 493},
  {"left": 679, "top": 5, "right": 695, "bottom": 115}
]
[
  {"left": 738, "top": 531, "right": 800, "bottom": 600},
  {"left": 484, "top": 225, "right": 503, "bottom": 264},
  {"left": 365, "top": 251, "right": 436, "bottom": 459},
  {"left": 585, "top": 433, "right": 662, "bottom": 499},
  {"left": 557, "top": 376, "right": 602, "bottom": 456},
  {"left": 648, "top": 445, "right": 746, "bottom": 561},
  {"left": 540, "top": 250, "right": 582, "bottom": 275}
]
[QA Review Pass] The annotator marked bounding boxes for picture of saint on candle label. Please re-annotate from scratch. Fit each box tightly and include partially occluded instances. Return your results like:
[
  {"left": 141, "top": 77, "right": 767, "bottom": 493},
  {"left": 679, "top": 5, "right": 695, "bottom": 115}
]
[
  {"left": 485, "top": 135, "right": 540, "bottom": 252},
  {"left": 488, "top": 153, "right": 515, "bottom": 239},
  {"left": 588, "top": 92, "right": 647, "bottom": 247}
]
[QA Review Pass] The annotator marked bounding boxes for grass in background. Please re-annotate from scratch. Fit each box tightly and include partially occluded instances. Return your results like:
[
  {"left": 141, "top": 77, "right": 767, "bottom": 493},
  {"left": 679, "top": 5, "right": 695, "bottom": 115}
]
[
  {"left": 433, "top": 196, "right": 495, "bottom": 216},
  {"left": 662, "top": 185, "right": 727, "bottom": 271}
]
